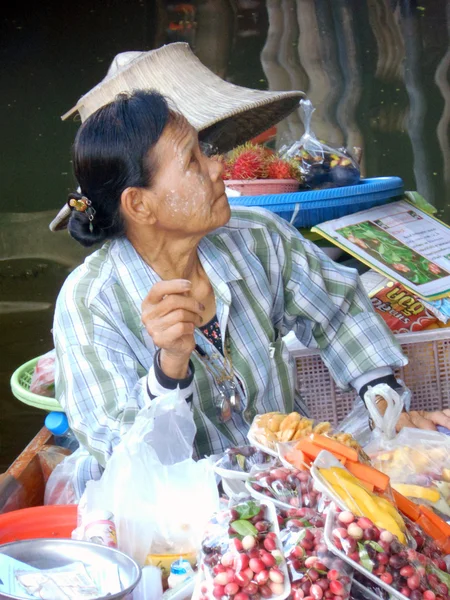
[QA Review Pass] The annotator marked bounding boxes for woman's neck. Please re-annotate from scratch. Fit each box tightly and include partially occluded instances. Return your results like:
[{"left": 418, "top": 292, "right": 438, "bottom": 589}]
[{"left": 129, "top": 229, "right": 203, "bottom": 282}]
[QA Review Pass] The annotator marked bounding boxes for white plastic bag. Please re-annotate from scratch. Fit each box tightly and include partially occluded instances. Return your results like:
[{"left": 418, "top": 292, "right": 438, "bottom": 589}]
[
  {"left": 338, "top": 383, "right": 410, "bottom": 447},
  {"left": 80, "top": 388, "right": 220, "bottom": 565},
  {"left": 44, "top": 452, "right": 81, "bottom": 505}
]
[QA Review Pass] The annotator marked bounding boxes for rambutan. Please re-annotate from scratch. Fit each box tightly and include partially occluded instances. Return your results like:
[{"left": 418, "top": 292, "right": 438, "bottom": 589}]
[
  {"left": 266, "top": 156, "right": 295, "bottom": 180},
  {"left": 227, "top": 143, "right": 268, "bottom": 180}
]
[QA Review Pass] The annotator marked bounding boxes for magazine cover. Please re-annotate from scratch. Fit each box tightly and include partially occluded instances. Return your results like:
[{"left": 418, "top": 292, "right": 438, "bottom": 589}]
[{"left": 312, "top": 200, "right": 450, "bottom": 300}]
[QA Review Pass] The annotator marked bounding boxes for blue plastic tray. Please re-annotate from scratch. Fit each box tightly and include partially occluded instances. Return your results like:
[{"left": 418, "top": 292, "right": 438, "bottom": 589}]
[{"left": 228, "top": 176, "right": 404, "bottom": 228}]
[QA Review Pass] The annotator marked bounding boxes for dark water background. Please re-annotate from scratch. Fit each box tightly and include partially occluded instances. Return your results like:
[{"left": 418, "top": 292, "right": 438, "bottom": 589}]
[{"left": 1, "top": 0, "right": 449, "bottom": 470}]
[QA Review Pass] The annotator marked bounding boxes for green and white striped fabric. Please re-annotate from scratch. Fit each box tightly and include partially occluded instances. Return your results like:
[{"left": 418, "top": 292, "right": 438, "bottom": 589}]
[{"left": 53, "top": 206, "right": 406, "bottom": 479}]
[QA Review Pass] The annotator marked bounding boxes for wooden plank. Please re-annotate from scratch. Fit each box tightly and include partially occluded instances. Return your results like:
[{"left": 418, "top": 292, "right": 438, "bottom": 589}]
[{"left": 0, "top": 427, "right": 55, "bottom": 513}]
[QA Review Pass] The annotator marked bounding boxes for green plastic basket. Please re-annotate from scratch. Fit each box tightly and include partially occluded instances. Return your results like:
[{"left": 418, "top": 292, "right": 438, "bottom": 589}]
[{"left": 10, "top": 356, "right": 63, "bottom": 412}]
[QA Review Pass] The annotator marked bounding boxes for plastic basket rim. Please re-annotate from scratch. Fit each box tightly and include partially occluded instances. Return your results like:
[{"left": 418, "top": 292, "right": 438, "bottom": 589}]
[
  {"left": 290, "top": 327, "right": 450, "bottom": 358},
  {"left": 234, "top": 176, "right": 404, "bottom": 204},
  {"left": 10, "top": 356, "right": 62, "bottom": 412}
]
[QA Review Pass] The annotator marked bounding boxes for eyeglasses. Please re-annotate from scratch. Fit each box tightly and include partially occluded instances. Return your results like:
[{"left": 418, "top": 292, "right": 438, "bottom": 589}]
[{"left": 199, "top": 141, "right": 219, "bottom": 157}]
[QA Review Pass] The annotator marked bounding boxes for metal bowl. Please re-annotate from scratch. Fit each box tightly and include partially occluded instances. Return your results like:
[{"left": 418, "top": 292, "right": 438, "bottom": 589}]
[{"left": 0, "top": 538, "right": 141, "bottom": 600}]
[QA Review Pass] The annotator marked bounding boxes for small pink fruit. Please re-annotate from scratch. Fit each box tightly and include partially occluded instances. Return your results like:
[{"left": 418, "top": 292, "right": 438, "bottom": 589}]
[
  {"left": 260, "top": 552, "right": 276, "bottom": 568},
  {"left": 232, "top": 538, "right": 243, "bottom": 552},
  {"left": 380, "top": 573, "right": 393, "bottom": 585},
  {"left": 249, "top": 558, "right": 266, "bottom": 574},
  {"left": 347, "top": 523, "right": 363, "bottom": 540},
  {"left": 242, "top": 535, "right": 256, "bottom": 550},
  {"left": 338, "top": 511, "right": 355, "bottom": 525},
  {"left": 379, "top": 530, "right": 394, "bottom": 544},
  {"left": 235, "top": 572, "right": 250, "bottom": 588},
  {"left": 213, "top": 564, "right": 226, "bottom": 574},
  {"left": 329, "top": 580, "right": 344, "bottom": 596},
  {"left": 225, "top": 582, "right": 239, "bottom": 596},
  {"left": 214, "top": 572, "right": 229, "bottom": 586},
  {"left": 243, "top": 567, "right": 254, "bottom": 581},
  {"left": 423, "top": 592, "right": 436, "bottom": 600},
  {"left": 263, "top": 537, "right": 277, "bottom": 552},
  {"left": 269, "top": 582, "right": 285, "bottom": 596},
  {"left": 310, "top": 584, "right": 324, "bottom": 600},
  {"left": 356, "top": 517, "right": 373, "bottom": 530},
  {"left": 221, "top": 552, "right": 235, "bottom": 567},
  {"left": 213, "top": 585, "right": 225, "bottom": 599},
  {"left": 305, "top": 556, "right": 318, "bottom": 568},
  {"left": 269, "top": 567, "right": 285, "bottom": 583},
  {"left": 327, "top": 570, "right": 339, "bottom": 581},
  {"left": 235, "top": 553, "right": 249, "bottom": 572},
  {"left": 235, "top": 594, "right": 250, "bottom": 600},
  {"left": 255, "top": 570, "right": 270, "bottom": 585},
  {"left": 407, "top": 575, "right": 420, "bottom": 590},
  {"left": 259, "top": 585, "right": 272, "bottom": 598},
  {"left": 242, "top": 583, "right": 258, "bottom": 596}
]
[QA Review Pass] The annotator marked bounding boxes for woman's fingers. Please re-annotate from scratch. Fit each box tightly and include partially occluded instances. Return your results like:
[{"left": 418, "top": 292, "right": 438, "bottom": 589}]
[
  {"left": 395, "top": 412, "right": 417, "bottom": 432},
  {"left": 424, "top": 410, "right": 450, "bottom": 429},
  {"left": 144, "top": 279, "right": 192, "bottom": 305},
  {"left": 407, "top": 411, "right": 437, "bottom": 431}
]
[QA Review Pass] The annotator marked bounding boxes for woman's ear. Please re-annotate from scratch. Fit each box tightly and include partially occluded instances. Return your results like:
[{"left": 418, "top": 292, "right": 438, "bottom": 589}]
[{"left": 120, "top": 187, "right": 157, "bottom": 226}]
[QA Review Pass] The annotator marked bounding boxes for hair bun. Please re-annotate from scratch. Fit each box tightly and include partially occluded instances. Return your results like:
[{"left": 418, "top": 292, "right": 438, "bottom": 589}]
[{"left": 68, "top": 211, "right": 107, "bottom": 247}]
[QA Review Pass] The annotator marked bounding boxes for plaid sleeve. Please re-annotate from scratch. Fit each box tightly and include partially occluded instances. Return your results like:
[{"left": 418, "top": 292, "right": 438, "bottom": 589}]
[
  {"left": 276, "top": 223, "right": 408, "bottom": 389},
  {"left": 54, "top": 291, "right": 150, "bottom": 468}
]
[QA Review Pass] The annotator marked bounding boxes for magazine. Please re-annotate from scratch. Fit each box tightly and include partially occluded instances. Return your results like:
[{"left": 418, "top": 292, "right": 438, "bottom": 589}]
[{"left": 311, "top": 200, "right": 450, "bottom": 300}]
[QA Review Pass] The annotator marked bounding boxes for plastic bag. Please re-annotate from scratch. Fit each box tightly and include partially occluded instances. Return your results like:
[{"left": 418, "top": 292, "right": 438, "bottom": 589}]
[
  {"left": 246, "top": 461, "right": 322, "bottom": 511},
  {"left": 311, "top": 450, "right": 407, "bottom": 545},
  {"left": 197, "top": 498, "right": 290, "bottom": 600},
  {"left": 338, "top": 383, "right": 411, "bottom": 447},
  {"left": 78, "top": 388, "right": 220, "bottom": 566},
  {"left": 30, "top": 349, "right": 55, "bottom": 397},
  {"left": 281, "top": 525, "right": 353, "bottom": 600},
  {"left": 44, "top": 452, "right": 81, "bottom": 505},
  {"left": 328, "top": 506, "right": 450, "bottom": 599},
  {"left": 248, "top": 411, "right": 363, "bottom": 456},
  {"left": 280, "top": 99, "right": 360, "bottom": 190},
  {"left": 366, "top": 427, "right": 450, "bottom": 519}
]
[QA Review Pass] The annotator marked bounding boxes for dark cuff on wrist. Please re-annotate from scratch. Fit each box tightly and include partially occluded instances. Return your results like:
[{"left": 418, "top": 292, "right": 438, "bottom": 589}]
[
  {"left": 153, "top": 349, "right": 195, "bottom": 390},
  {"left": 358, "top": 374, "right": 402, "bottom": 403}
]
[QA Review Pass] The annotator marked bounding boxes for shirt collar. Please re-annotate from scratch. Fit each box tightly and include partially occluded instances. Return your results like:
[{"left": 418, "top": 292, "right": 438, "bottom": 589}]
[{"left": 110, "top": 231, "right": 242, "bottom": 315}]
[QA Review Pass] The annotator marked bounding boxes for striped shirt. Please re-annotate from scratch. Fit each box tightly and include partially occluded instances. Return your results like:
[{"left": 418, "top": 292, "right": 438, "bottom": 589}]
[{"left": 53, "top": 207, "right": 407, "bottom": 487}]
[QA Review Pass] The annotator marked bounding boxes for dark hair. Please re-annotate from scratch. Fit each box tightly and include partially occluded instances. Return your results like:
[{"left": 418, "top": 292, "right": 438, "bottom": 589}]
[{"left": 68, "top": 90, "right": 171, "bottom": 247}]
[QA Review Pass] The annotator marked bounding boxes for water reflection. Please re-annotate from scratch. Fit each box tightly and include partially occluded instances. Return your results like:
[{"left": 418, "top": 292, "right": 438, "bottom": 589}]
[{"left": 1, "top": 0, "right": 449, "bottom": 468}]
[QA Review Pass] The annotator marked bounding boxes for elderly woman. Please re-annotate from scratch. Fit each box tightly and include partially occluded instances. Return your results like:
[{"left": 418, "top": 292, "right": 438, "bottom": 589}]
[{"left": 53, "top": 89, "right": 450, "bottom": 492}]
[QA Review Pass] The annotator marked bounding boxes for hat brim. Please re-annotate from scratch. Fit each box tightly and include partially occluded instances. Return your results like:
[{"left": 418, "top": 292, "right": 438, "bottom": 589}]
[{"left": 52, "top": 43, "right": 304, "bottom": 232}]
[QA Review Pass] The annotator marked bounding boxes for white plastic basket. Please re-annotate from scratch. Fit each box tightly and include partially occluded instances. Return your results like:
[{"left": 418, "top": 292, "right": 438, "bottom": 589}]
[{"left": 291, "top": 328, "right": 450, "bottom": 427}]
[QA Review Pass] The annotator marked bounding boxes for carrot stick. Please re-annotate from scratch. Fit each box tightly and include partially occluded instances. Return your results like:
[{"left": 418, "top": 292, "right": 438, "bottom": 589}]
[
  {"left": 310, "top": 434, "right": 359, "bottom": 462},
  {"left": 392, "top": 489, "right": 421, "bottom": 521},
  {"left": 346, "top": 461, "right": 390, "bottom": 493}
]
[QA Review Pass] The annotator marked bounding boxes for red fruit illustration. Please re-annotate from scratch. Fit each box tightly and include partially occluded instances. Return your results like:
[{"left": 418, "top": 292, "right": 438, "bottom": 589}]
[
  {"left": 428, "top": 263, "right": 442, "bottom": 275},
  {"left": 392, "top": 263, "right": 411, "bottom": 273}
]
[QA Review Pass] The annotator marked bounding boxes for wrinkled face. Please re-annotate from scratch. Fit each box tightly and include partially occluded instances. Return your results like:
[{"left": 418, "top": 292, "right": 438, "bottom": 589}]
[{"left": 148, "top": 114, "right": 230, "bottom": 236}]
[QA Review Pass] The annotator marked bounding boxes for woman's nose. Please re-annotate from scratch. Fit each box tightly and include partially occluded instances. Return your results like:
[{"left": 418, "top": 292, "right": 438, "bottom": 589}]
[{"left": 209, "top": 156, "right": 224, "bottom": 181}]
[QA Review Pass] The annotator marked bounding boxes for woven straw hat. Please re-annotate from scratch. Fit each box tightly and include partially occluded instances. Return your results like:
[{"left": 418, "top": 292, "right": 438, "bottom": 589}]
[{"left": 50, "top": 42, "right": 303, "bottom": 231}]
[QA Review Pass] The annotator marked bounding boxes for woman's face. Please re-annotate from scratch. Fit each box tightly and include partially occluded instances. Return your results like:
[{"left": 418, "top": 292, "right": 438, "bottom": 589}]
[{"left": 147, "top": 114, "right": 230, "bottom": 236}]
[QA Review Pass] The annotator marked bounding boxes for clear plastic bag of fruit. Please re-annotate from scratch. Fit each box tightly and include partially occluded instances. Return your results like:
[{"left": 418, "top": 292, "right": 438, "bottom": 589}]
[
  {"left": 280, "top": 99, "right": 361, "bottom": 190},
  {"left": 328, "top": 507, "right": 450, "bottom": 600},
  {"left": 198, "top": 498, "right": 291, "bottom": 600},
  {"left": 246, "top": 461, "right": 322, "bottom": 511},
  {"left": 363, "top": 386, "right": 450, "bottom": 520},
  {"left": 30, "top": 349, "right": 56, "bottom": 397},
  {"left": 280, "top": 525, "right": 354, "bottom": 600},
  {"left": 248, "top": 411, "right": 365, "bottom": 458},
  {"left": 312, "top": 450, "right": 408, "bottom": 545}
]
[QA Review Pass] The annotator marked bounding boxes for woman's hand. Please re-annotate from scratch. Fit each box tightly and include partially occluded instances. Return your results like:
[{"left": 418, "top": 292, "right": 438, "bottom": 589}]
[
  {"left": 141, "top": 279, "right": 204, "bottom": 379},
  {"left": 374, "top": 396, "right": 450, "bottom": 432},
  {"left": 395, "top": 409, "right": 450, "bottom": 432}
]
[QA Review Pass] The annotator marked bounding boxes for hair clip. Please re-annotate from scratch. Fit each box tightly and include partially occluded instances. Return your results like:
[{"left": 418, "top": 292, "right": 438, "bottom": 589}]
[
  {"left": 68, "top": 194, "right": 96, "bottom": 232},
  {"left": 69, "top": 196, "right": 90, "bottom": 212}
]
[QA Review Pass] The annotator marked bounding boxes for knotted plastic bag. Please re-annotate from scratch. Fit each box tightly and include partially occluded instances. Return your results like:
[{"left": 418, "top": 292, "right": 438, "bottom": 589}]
[
  {"left": 281, "top": 99, "right": 360, "bottom": 190},
  {"left": 78, "top": 388, "right": 220, "bottom": 566}
]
